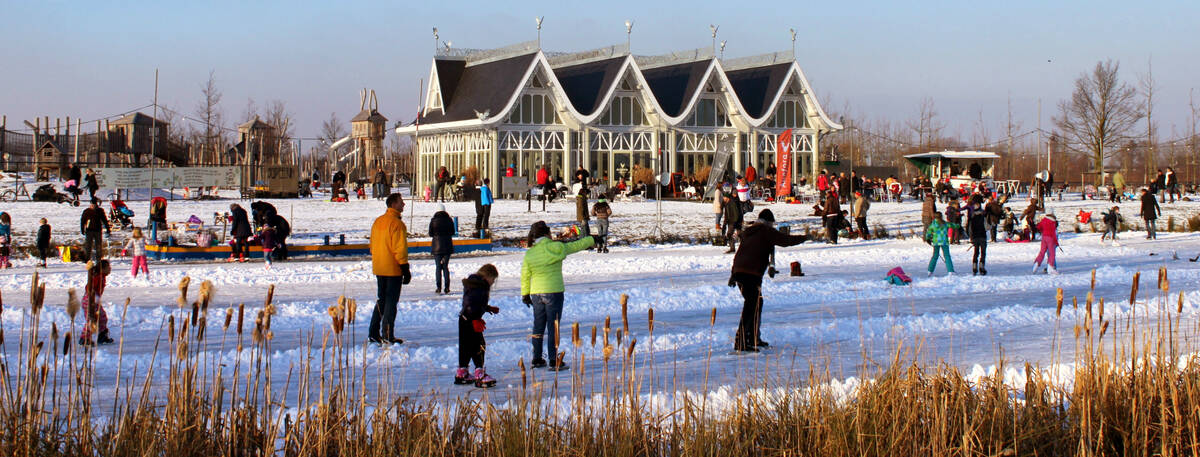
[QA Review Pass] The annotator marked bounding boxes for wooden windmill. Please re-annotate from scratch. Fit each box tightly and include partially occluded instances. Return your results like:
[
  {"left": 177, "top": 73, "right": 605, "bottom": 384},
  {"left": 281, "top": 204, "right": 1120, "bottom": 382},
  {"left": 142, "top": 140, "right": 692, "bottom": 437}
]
[{"left": 350, "top": 89, "right": 387, "bottom": 176}]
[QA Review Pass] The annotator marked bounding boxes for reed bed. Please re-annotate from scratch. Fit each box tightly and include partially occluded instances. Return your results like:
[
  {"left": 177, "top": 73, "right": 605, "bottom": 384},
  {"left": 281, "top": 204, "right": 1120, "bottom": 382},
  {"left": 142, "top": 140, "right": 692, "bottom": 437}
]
[{"left": 1, "top": 268, "right": 1199, "bottom": 456}]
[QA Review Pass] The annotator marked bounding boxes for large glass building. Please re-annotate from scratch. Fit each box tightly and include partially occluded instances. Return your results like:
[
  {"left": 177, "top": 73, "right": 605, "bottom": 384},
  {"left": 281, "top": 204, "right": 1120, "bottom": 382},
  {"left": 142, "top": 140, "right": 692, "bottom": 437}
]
[{"left": 396, "top": 41, "right": 842, "bottom": 196}]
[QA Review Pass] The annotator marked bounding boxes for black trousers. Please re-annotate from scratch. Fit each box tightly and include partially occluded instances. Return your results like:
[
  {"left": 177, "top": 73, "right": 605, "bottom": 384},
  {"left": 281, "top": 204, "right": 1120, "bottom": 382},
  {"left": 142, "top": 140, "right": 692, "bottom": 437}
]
[
  {"left": 733, "top": 273, "right": 764, "bottom": 350},
  {"left": 458, "top": 317, "right": 486, "bottom": 369},
  {"left": 435, "top": 183, "right": 447, "bottom": 202},
  {"left": 855, "top": 216, "right": 869, "bottom": 238},
  {"left": 232, "top": 236, "right": 249, "bottom": 257},
  {"left": 84, "top": 231, "right": 104, "bottom": 261},
  {"left": 972, "top": 242, "right": 987, "bottom": 268},
  {"left": 369, "top": 275, "right": 403, "bottom": 341}
]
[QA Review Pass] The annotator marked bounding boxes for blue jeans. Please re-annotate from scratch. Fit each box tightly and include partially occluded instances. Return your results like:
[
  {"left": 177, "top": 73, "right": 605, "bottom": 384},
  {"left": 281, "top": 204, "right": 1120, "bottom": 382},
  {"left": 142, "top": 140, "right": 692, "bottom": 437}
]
[
  {"left": 369, "top": 275, "right": 403, "bottom": 341},
  {"left": 531, "top": 292, "right": 565, "bottom": 362},
  {"left": 434, "top": 254, "right": 451, "bottom": 291}
]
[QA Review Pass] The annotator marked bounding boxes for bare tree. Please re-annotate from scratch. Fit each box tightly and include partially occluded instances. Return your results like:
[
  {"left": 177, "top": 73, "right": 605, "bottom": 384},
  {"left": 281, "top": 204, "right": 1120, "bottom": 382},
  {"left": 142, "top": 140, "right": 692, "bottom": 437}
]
[
  {"left": 241, "top": 98, "right": 258, "bottom": 124},
  {"left": 261, "top": 100, "right": 295, "bottom": 165},
  {"left": 1053, "top": 60, "right": 1143, "bottom": 184},
  {"left": 320, "top": 112, "right": 346, "bottom": 144},
  {"left": 905, "top": 97, "right": 946, "bottom": 151},
  {"left": 1139, "top": 58, "right": 1157, "bottom": 181},
  {"left": 193, "top": 70, "right": 225, "bottom": 165}
]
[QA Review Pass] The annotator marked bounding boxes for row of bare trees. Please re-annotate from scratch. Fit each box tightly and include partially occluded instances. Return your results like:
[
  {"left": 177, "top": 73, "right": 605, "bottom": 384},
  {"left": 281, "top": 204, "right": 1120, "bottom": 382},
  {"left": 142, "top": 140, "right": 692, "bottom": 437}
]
[{"left": 826, "top": 59, "right": 1200, "bottom": 187}]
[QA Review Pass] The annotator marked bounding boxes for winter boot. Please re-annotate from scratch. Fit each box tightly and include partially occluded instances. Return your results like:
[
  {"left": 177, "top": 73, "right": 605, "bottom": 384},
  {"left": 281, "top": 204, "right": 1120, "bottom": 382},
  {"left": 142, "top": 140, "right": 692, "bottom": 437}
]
[
  {"left": 473, "top": 368, "right": 496, "bottom": 388},
  {"left": 1048, "top": 266, "right": 1058, "bottom": 275},
  {"left": 97, "top": 329, "right": 114, "bottom": 345},
  {"left": 227, "top": 255, "right": 238, "bottom": 263},
  {"left": 454, "top": 367, "right": 476, "bottom": 385},
  {"left": 78, "top": 336, "right": 93, "bottom": 347},
  {"left": 979, "top": 264, "right": 988, "bottom": 276},
  {"left": 972, "top": 262, "right": 978, "bottom": 276},
  {"left": 238, "top": 253, "right": 247, "bottom": 263},
  {"left": 548, "top": 354, "right": 570, "bottom": 372},
  {"left": 1032, "top": 263, "right": 1041, "bottom": 274}
]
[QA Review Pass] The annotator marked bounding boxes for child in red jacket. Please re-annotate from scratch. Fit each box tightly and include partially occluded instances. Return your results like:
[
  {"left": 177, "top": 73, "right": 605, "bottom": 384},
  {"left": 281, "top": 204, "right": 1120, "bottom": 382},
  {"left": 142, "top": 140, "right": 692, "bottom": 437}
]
[
  {"left": 455, "top": 264, "right": 500, "bottom": 388},
  {"left": 80, "top": 260, "right": 114, "bottom": 345}
]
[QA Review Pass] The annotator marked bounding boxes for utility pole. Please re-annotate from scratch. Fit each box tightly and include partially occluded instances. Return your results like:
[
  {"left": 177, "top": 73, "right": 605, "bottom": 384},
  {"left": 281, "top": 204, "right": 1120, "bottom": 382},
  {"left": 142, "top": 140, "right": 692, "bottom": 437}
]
[{"left": 150, "top": 68, "right": 159, "bottom": 201}]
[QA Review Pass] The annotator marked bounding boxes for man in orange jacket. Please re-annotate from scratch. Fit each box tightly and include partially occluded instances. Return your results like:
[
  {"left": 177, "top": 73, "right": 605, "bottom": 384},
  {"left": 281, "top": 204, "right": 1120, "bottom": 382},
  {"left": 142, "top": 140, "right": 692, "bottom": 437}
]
[{"left": 369, "top": 193, "right": 411, "bottom": 344}]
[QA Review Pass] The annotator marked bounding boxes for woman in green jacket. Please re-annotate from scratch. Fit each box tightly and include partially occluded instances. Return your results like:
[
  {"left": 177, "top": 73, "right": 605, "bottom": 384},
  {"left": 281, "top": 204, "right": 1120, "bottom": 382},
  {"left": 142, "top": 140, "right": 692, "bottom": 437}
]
[
  {"left": 521, "top": 221, "right": 596, "bottom": 371},
  {"left": 925, "top": 212, "right": 954, "bottom": 277}
]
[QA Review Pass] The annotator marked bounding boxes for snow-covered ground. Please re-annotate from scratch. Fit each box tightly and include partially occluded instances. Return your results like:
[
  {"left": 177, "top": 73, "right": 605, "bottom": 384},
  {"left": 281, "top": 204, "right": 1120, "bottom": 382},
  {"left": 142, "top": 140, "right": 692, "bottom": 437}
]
[{"left": 3, "top": 188, "right": 1200, "bottom": 406}]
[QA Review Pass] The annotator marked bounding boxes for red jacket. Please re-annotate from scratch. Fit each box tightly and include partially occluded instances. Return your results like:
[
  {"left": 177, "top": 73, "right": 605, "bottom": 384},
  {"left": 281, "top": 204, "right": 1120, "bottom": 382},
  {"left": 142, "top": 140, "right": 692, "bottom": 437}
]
[
  {"left": 1036, "top": 216, "right": 1058, "bottom": 243},
  {"left": 536, "top": 168, "right": 549, "bottom": 186},
  {"left": 744, "top": 165, "right": 757, "bottom": 183},
  {"left": 817, "top": 174, "right": 829, "bottom": 191}
]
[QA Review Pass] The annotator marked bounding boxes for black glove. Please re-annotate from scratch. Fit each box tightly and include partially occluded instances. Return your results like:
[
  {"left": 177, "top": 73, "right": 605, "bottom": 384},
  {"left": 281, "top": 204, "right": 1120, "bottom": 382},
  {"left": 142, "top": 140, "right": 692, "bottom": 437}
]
[
  {"left": 767, "top": 266, "right": 778, "bottom": 278},
  {"left": 487, "top": 306, "right": 500, "bottom": 315},
  {"left": 399, "top": 263, "right": 411, "bottom": 284},
  {"left": 728, "top": 275, "right": 737, "bottom": 288},
  {"left": 522, "top": 295, "right": 532, "bottom": 307}
]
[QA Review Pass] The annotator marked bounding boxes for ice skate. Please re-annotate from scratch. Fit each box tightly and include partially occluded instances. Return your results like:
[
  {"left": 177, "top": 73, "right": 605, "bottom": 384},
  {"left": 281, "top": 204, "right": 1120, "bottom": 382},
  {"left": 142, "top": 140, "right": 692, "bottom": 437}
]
[
  {"left": 530, "top": 358, "right": 548, "bottom": 369},
  {"left": 97, "top": 329, "right": 115, "bottom": 345},
  {"left": 473, "top": 368, "right": 496, "bottom": 388},
  {"left": 454, "top": 367, "right": 476, "bottom": 385},
  {"left": 1048, "top": 266, "right": 1058, "bottom": 275}
]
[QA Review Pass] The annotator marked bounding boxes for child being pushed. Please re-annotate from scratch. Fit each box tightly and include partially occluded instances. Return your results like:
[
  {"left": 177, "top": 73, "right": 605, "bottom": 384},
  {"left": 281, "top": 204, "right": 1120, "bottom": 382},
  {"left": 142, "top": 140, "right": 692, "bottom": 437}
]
[{"left": 455, "top": 264, "right": 500, "bottom": 388}]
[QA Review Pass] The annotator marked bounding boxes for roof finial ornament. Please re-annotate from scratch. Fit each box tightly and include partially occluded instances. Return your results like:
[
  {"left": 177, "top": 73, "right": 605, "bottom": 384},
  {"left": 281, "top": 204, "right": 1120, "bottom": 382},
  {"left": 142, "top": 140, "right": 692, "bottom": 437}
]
[
  {"left": 625, "top": 20, "right": 634, "bottom": 53},
  {"left": 535, "top": 16, "right": 544, "bottom": 50},
  {"left": 709, "top": 24, "right": 719, "bottom": 56},
  {"left": 719, "top": 40, "right": 727, "bottom": 60},
  {"left": 789, "top": 28, "right": 797, "bottom": 60},
  {"left": 432, "top": 27, "right": 439, "bottom": 55}
]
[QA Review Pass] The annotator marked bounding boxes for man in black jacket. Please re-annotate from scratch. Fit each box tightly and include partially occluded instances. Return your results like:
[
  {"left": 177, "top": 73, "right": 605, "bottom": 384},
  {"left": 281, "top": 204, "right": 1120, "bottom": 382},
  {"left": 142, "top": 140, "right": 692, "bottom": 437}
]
[
  {"left": 229, "top": 204, "right": 253, "bottom": 262},
  {"left": 729, "top": 209, "right": 807, "bottom": 352},
  {"left": 80, "top": 199, "right": 110, "bottom": 261},
  {"left": 1140, "top": 188, "right": 1161, "bottom": 239},
  {"left": 429, "top": 204, "right": 456, "bottom": 294},
  {"left": 984, "top": 194, "right": 1005, "bottom": 242},
  {"left": 720, "top": 192, "right": 744, "bottom": 254}
]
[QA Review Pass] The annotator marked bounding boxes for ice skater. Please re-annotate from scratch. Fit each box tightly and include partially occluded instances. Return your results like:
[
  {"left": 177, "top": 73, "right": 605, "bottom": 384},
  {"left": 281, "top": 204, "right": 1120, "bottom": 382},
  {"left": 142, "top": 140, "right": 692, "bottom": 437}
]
[
  {"left": 259, "top": 225, "right": 277, "bottom": 270},
  {"left": 454, "top": 264, "right": 500, "bottom": 388},
  {"left": 1101, "top": 206, "right": 1124, "bottom": 246},
  {"left": 1032, "top": 213, "right": 1060, "bottom": 274},
  {"left": 36, "top": 218, "right": 51, "bottom": 267},
  {"left": 0, "top": 212, "right": 11, "bottom": 268},
  {"left": 728, "top": 209, "right": 807, "bottom": 352},
  {"left": 924, "top": 211, "right": 954, "bottom": 276},
  {"left": 79, "top": 260, "right": 114, "bottom": 345}
]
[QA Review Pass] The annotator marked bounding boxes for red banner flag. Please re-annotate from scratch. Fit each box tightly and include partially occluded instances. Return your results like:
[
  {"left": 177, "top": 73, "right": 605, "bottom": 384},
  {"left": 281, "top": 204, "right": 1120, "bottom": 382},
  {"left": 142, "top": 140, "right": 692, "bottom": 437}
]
[{"left": 775, "top": 129, "right": 793, "bottom": 198}]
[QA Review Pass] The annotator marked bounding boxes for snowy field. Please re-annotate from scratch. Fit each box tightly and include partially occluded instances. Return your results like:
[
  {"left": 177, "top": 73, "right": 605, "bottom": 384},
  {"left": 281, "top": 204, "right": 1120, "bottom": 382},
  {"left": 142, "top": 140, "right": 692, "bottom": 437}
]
[{"left": 4, "top": 188, "right": 1200, "bottom": 406}]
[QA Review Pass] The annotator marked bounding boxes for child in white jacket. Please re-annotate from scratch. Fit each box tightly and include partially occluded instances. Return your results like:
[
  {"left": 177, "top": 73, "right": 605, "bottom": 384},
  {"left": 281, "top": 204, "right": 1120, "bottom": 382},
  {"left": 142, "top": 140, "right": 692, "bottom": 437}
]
[{"left": 124, "top": 227, "right": 149, "bottom": 277}]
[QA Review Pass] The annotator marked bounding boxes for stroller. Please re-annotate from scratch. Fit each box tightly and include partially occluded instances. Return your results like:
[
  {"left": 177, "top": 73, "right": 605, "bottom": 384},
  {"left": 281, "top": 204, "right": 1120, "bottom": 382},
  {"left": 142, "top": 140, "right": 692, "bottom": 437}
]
[
  {"left": 32, "top": 184, "right": 78, "bottom": 205},
  {"left": 110, "top": 199, "right": 135, "bottom": 229}
]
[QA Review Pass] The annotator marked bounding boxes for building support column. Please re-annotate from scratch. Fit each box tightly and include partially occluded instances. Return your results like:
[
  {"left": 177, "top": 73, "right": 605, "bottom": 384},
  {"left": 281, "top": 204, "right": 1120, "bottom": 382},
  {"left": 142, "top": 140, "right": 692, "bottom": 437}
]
[
  {"left": 733, "top": 133, "right": 743, "bottom": 177},
  {"left": 489, "top": 129, "right": 499, "bottom": 193},
  {"left": 809, "top": 132, "right": 819, "bottom": 186}
]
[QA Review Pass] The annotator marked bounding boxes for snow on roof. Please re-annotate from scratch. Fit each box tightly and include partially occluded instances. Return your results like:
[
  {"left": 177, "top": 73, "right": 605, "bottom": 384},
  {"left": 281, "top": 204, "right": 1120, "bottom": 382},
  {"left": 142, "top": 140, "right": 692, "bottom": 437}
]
[{"left": 904, "top": 151, "right": 1000, "bottom": 160}]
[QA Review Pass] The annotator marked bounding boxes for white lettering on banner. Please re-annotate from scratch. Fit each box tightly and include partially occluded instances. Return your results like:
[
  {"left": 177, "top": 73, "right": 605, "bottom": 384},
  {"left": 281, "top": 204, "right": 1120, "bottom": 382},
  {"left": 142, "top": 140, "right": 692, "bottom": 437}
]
[{"left": 93, "top": 167, "right": 242, "bottom": 189}]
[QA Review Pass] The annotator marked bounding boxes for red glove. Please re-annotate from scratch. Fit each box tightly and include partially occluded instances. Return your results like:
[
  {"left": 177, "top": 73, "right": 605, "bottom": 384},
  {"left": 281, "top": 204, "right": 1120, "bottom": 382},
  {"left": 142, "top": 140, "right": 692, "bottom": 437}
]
[
  {"left": 121, "top": 249, "right": 128, "bottom": 257},
  {"left": 471, "top": 319, "right": 487, "bottom": 333},
  {"left": 487, "top": 306, "right": 500, "bottom": 315}
]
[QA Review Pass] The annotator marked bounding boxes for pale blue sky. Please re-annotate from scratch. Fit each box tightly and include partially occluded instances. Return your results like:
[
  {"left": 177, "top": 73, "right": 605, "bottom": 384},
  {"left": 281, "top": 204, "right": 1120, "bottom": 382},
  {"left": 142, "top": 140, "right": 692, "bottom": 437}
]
[{"left": 2, "top": 1, "right": 1197, "bottom": 143}]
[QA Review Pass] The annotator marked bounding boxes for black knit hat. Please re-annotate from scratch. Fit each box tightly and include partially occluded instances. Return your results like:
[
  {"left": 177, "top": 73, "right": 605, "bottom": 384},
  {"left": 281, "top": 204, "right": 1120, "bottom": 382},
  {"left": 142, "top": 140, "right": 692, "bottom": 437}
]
[{"left": 758, "top": 209, "right": 775, "bottom": 223}]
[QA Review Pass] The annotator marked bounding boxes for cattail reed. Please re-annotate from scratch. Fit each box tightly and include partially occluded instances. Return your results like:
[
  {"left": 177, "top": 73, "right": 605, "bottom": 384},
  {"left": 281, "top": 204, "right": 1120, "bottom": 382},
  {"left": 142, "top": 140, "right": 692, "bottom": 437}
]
[
  {"left": 178, "top": 276, "right": 191, "bottom": 306},
  {"left": 616, "top": 329, "right": 623, "bottom": 347},
  {"left": 571, "top": 323, "right": 580, "bottom": 347},
  {"left": 1178, "top": 291, "right": 1185, "bottom": 314},
  {"left": 265, "top": 284, "right": 275, "bottom": 308},
  {"left": 1098, "top": 298, "right": 1105, "bottom": 321},
  {"left": 168, "top": 315, "right": 176, "bottom": 341},
  {"left": 518, "top": 358, "right": 526, "bottom": 389},
  {"left": 648, "top": 308, "right": 654, "bottom": 333},
  {"left": 223, "top": 307, "right": 233, "bottom": 331},
  {"left": 1131, "top": 272, "right": 1140, "bottom": 305},
  {"left": 237, "top": 303, "right": 245, "bottom": 334},
  {"left": 62, "top": 333, "right": 71, "bottom": 355},
  {"left": 66, "top": 288, "right": 80, "bottom": 320},
  {"left": 620, "top": 294, "right": 629, "bottom": 335},
  {"left": 710, "top": 307, "right": 717, "bottom": 326},
  {"left": 626, "top": 339, "right": 637, "bottom": 357},
  {"left": 1099, "top": 320, "right": 1110, "bottom": 339},
  {"left": 1085, "top": 292, "right": 1093, "bottom": 320},
  {"left": 199, "top": 280, "right": 214, "bottom": 310},
  {"left": 1055, "top": 289, "right": 1063, "bottom": 316},
  {"left": 1090, "top": 268, "right": 1096, "bottom": 290}
]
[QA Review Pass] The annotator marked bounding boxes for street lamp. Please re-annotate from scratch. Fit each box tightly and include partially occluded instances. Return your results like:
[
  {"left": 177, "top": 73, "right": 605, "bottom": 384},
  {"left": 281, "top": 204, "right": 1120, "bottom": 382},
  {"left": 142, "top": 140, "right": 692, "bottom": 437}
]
[
  {"left": 535, "top": 16, "right": 544, "bottom": 49},
  {"left": 432, "top": 27, "right": 439, "bottom": 55},
  {"left": 789, "top": 28, "right": 796, "bottom": 57}
]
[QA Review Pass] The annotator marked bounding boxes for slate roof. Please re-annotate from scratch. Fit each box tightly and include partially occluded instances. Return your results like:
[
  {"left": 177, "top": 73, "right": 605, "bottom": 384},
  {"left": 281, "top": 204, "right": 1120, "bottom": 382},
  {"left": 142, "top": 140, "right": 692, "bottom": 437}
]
[
  {"left": 112, "top": 112, "right": 168, "bottom": 126},
  {"left": 553, "top": 56, "right": 626, "bottom": 116},
  {"left": 419, "top": 52, "right": 538, "bottom": 124},
  {"left": 725, "top": 62, "right": 792, "bottom": 119},
  {"left": 640, "top": 60, "right": 713, "bottom": 118}
]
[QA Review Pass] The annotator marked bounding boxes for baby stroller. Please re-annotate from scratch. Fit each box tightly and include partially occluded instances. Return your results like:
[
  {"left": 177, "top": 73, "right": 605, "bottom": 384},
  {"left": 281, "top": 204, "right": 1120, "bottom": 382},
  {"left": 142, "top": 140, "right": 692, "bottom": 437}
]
[
  {"left": 110, "top": 199, "right": 135, "bottom": 229},
  {"left": 32, "top": 184, "right": 78, "bottom": 205}
]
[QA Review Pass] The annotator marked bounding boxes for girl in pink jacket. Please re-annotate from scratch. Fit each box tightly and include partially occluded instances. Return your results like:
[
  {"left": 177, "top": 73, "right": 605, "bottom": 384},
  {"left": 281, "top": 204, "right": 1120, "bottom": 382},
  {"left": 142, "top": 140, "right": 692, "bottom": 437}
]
[{"left": 1032, "top": 214, "right": 1059, "bottom": 274}]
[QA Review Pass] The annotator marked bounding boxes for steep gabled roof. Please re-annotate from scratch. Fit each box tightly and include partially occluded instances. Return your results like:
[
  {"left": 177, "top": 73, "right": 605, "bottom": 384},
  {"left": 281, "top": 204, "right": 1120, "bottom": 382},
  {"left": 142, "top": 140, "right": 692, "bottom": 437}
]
[
  {"left": 553, "top": 56, "right": 626, "bottom": 116},
  {"left": 434, "top": 59, "right": 466, "bottom": 108},
  {"left": 238, "top": 116, "right": 274, "bottom": 131},
  {"left": 640, "top": 60, "right": 713, "bottom": 118},
  {"left": 725, "top": 62, "right": 792, "bottom": 119},
  {"left": 417, "top": 53, "right": 538, "bottom": 124}
]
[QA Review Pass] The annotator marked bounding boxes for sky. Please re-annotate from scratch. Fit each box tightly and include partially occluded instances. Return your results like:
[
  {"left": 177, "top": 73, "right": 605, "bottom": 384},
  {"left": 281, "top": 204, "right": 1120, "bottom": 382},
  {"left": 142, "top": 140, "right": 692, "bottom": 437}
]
[{"left": 2, "top": 0, "right": 1198, "bottom": 147}]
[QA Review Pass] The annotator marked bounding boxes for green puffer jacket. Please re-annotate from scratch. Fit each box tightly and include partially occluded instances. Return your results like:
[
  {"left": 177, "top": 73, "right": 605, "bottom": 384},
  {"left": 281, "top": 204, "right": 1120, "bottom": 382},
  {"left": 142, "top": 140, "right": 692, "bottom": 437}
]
[
  {"left": 925, "top": 220, "right": 950, "bottom": 246},
  {"left": 521, "top": 236, "right": 595, "bottom": 295}
]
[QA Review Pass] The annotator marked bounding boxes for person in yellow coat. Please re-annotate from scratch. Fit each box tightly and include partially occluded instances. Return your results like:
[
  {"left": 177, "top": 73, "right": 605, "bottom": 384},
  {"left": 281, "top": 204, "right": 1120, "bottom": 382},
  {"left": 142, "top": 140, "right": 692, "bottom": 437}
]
[{"left": 369, "top": 193, "right": 410, "bottom": 344}]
